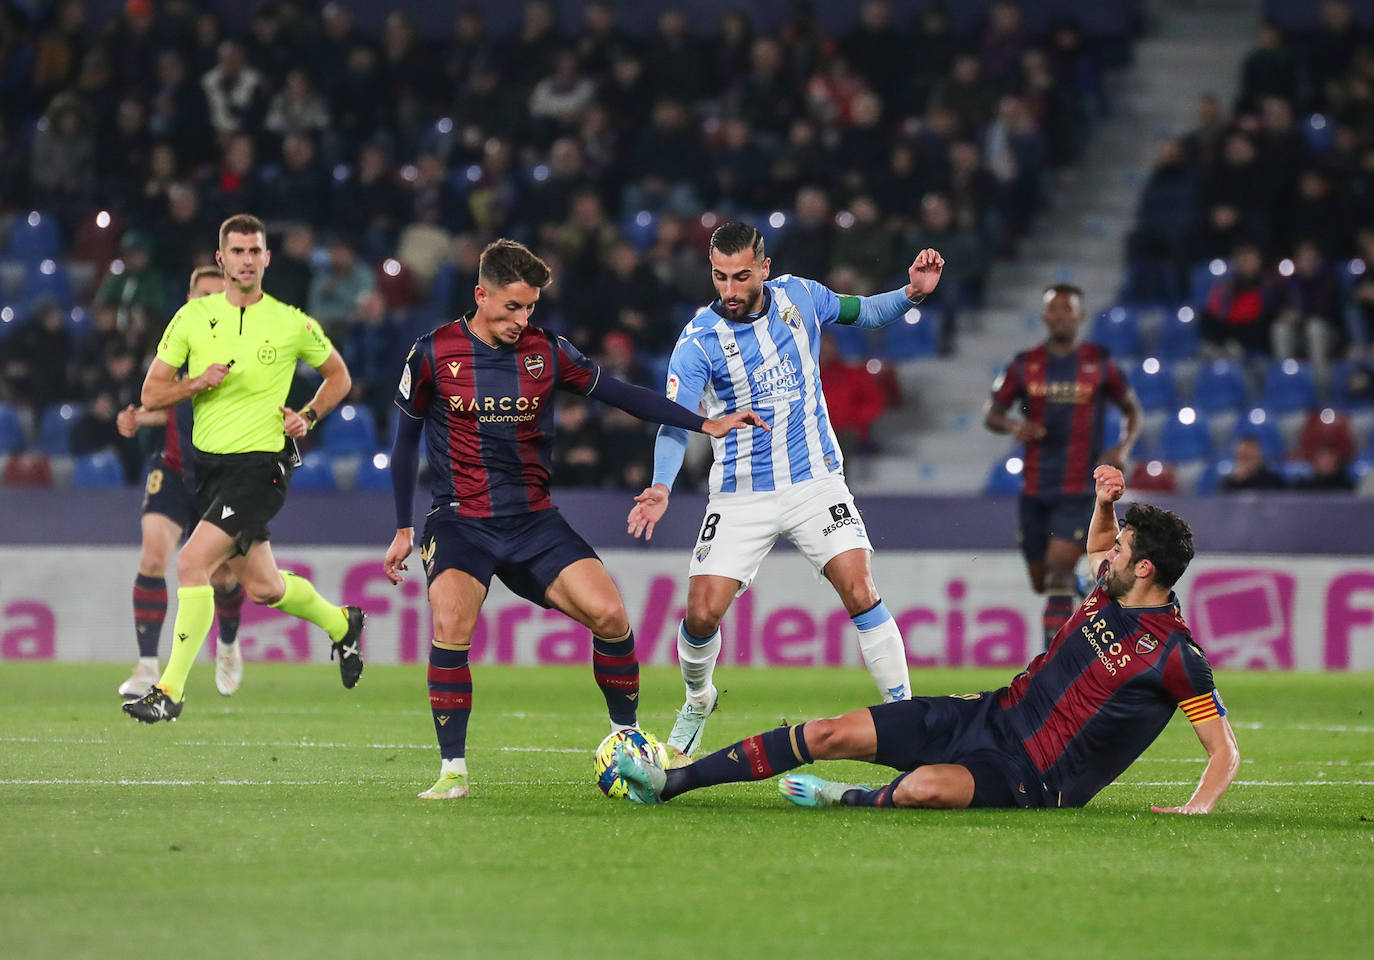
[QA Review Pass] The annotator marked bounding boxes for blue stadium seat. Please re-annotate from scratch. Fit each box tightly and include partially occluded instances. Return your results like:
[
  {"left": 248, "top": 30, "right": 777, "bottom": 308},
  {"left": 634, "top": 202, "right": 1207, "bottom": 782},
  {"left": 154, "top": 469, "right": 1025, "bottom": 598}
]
[
  {"left": 0, "top": 402, "right": 23, "bottom": 453},
  {"left": 619, "top": 209, "right": 658, "bottom": 251},
  {"left": 1281, "top": 460, "right": 1315, "bottom": 485},
  {"left": 1195, "top": 458, "right": 1231, "bottom": 495},
  {"left": 426, "top": 263, "right": 457, "bottom": 317},
  {"left": 1089, "top": 306, "right": 1141, "bottom": 359},
  {"left": 1302, "top": 113, "right": 1335, "bottom": 154},
  {"left": 985, "top": 450, "right": 1026, "bottom": 496},
  {"left": 1230, "top": 409, "right": 1286, "bottom": 463},
  {"left": 1260, "top": 360, "right": 1318, "bottom": 414},
  {"left": 827, "top": 323, "right": 868, "bottom": 361},
  {"left": 20, "top": 260, "right": 73, "bottom": 307},
  {"left": 1191, "top": 358, "right": 1249, "bottom": 414},
  {"left": 880, "top": 308, "right": 939, "bottom": 360},
  {"left": 37, "top": 403, "right": 81, "bottom": 455},
  {"left": 321, "top": 404, "right": 378, "bottom": 454},
  {"left": 290, "top": 451, "right": 337, "bottom": 491},
  {"left": 1329, "top": 359, "right": 1374, "bottom": 411},
  {"left": 1128, "top": 358, "right": 1176, "bottom": 413},
  {"left": 1157, "top": 410, "right": 1213, "bottom": 463},
  {"left": 1188, "top": 259, "right": 1227, "bottom": 305},
  {"left": 4, "top": 211, "right": 61, "bottom": 263},
  {"left": 71, "top": 450, "right": 126, "bottom": 487},
  {"left": 352, "top": 452, "right": 394, "bottom": 491},
  {"left": 1155, "top": 305, "right": 1201, "bottom": 359}
]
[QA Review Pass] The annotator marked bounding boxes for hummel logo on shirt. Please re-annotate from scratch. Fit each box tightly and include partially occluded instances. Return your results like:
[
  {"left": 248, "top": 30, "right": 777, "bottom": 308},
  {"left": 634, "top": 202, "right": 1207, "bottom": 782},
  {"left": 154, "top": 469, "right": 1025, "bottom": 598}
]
[{"left": 221, "top": 505, "right": 236, "bottom": 519}]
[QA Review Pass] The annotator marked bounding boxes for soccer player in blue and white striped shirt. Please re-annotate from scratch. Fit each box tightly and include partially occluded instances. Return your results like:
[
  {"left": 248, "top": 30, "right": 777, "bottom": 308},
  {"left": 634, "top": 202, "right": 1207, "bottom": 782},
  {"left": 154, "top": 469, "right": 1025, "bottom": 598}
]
[{"left": 627, "top": 220, "right": 945, "bottom": 764}]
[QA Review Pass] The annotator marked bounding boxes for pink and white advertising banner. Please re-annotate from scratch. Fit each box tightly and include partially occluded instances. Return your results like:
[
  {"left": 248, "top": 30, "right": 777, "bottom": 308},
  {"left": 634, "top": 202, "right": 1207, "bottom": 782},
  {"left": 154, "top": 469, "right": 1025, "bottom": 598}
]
[{"left": 2, "top": 548, "right": 1372, "bottom": 670}]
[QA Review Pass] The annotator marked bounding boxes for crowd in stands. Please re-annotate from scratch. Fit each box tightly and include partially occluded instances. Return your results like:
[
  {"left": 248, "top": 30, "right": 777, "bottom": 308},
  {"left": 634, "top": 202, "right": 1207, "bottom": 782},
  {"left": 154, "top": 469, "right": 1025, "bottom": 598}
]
[
  {"left": 0, "top": 0, "right": 1122, "bottom": 490},
  {"left": 1102, "top": 0, "right": 1374, "bottom": 495}
]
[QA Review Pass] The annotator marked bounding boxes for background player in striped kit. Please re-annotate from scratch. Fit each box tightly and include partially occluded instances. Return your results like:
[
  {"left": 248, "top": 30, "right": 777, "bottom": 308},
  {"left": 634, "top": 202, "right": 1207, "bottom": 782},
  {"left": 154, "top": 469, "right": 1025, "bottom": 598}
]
[
  {"left": 115, "top": 265, "right": 246, "bottom": 700},
  {"left": 627, "top": 221, "right": 944, "bottom": 764},
  {"left": 614, "top": 464, "right": 1240, "bottom": 814},
  {"left": 384, "top": 239, "right": 765, "bottom": 800},
  {"left": 985, "top": 284, "right": 1142, "bottom": 648}
]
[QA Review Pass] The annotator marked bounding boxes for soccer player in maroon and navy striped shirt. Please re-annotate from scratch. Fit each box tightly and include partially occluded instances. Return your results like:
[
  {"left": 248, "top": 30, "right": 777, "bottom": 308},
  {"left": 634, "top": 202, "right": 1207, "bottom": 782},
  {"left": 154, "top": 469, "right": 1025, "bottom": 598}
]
[
  {"left": 384, "top": 239, "right": 766, "bottom": 800},
  {"left": 986, "top": 284, "right": 1142, "bottom": 648},
  {"left": 614, "top": 464, "right": 1240, "bottom": 814}
]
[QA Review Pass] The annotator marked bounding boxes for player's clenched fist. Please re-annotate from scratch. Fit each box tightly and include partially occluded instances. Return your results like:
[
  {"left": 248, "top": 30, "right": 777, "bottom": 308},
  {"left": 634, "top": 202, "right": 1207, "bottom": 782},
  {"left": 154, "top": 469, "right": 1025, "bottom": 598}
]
[{"left": 1094, "top": 463, "right": 1125, "bottom": 503}]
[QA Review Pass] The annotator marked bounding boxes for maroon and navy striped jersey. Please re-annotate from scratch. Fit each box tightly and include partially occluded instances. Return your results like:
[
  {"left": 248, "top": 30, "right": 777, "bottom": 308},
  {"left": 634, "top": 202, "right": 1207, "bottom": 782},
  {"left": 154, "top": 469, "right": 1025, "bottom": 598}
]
[
  {"left": 993, "top": 562, "right": 1224, "bottom": 807},
  {"left": 394, "top": 315, "right": 600, "bottom": 518},
  {"left": 991, "top": 342, "right": 1128, "bottom": 496}
]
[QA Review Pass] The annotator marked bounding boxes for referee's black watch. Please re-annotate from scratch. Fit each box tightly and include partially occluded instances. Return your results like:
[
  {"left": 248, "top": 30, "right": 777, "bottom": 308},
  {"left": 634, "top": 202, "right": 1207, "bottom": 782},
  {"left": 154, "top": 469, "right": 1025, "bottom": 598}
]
[{"left": 301, "top": 407, "right": 319, "bottom": 430}]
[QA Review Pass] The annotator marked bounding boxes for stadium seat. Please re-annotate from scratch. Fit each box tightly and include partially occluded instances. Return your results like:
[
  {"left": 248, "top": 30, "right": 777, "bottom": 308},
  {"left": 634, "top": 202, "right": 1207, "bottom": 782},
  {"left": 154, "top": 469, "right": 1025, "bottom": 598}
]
[
  {"left": 4, "top": 211, "right": 61, "bottom": 263},
  {"left": 880, "top": 308, "right": 939, "bottom": 360},
  {"left": 1127, "top": 358, "right": 1176, "bottom": 413},
  {"left": 827, "top": 323, "right": 868, "bottom": 361},
  {"left": 0, "top": 402, "right": 24, "bottom": 453},
  {"left": 2, "top": 451, "right": 53, "bottom": 487},
  {"left": 1187, "top": 259, "right": 1227, "bottom": 305},
  {"left": 1302, "top": 113, "right": 1334, "bottom": 154},
  {"left": 71, "top": 450, "right": 126, "bottom": 487},
  {"left": 1260, "top": 360, "right": 1318, "bottom": 414},
  {"left": 375, "top": 260, "right": 417, "bottom": 308},
  {"left": 985, "top": 450, "right": 1025, "bottom": 496},
  {"left": 1280, "top": 460, "right": 1315, "bottom": 485},
  {"left": 1191, "top": 358, "right": 1249, "bottom": 414},
  {"left": 1194, "top": 458, "right": 1231, "bottom": 495},
  {"left": 353, "top": 452, "right": 394, "bottom": 491},
  {"left": 290, "top": 451, "right": 337, "bottom": 491},
  {"left": 1089, "top": 306, "right": 1141, "bottom": 359},
  {"left": 1157, "top": 410, "right": 1213, "bottom": 462},
  {"left": 426, "top": 262, "right": 457, "bottom": 316},
  {"left": 1155, "top": 305, "right": 1201, "bottom": 359},
  {"left": 1329, "top": 358, "right": 1374, "bottom": 411},
  {"left": 1230, "top": 409, "right": 1286, "bottom": 463},
  {"left": 37, "top": 403, "right": 81, "bottom": 455},
  {"left": 321, "top": 404, "right": 378, "bottom": 454},
  {"left": 20, "top": 259, "right": 74, "bottom": 307},
  {"left": 619, "top": 209, "right": 658, "bottom": 251},
  {"left": 71, "top": 213, "right": 121, "bottom": 264},
  {"left": 1128, "top": 460, "right": 1177, "bottom": 492}
]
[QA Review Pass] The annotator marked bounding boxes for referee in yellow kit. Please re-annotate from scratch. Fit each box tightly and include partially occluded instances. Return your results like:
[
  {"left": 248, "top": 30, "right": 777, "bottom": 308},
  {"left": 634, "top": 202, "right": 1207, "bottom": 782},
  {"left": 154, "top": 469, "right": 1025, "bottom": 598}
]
[{"left": 124, "top": 213, "right": 365, "bottom": 723}]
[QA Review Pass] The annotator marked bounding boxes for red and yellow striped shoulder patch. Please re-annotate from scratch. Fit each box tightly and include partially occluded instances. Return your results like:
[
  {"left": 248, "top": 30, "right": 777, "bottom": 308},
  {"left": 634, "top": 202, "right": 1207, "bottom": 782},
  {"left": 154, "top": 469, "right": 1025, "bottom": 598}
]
[{"left": 1179, "top": 690, "right": 1226, "bottom": 725}]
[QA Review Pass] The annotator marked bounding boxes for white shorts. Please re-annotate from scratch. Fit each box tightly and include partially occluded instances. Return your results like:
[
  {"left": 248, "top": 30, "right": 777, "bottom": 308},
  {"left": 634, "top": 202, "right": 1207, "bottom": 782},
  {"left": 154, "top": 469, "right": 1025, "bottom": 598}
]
[{"left": 688, "top": 475, "right": 870, "bottom": 593}]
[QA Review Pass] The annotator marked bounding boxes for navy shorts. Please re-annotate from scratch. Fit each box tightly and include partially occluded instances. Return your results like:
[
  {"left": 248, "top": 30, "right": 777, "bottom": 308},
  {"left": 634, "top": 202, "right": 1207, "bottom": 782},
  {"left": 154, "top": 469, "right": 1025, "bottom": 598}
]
[
  {"left": 868, "top": 694, "right": 1043, "bottom": 809},
  {"left": 1018, "top": 494, "right": 1093, "bottom": 563},
  {"left": 140, "top": 455, "right": 196, "bottom": 535},
  {"left": 419, "top": 507, "right": 600, "bottom": 607}
]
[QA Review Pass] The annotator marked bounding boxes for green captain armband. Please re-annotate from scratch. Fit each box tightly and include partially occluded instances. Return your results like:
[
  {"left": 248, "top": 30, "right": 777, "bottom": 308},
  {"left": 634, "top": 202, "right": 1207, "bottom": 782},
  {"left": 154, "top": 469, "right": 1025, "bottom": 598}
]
[{"left": 836, "top": 295, "right": 861, "bottom": 325}]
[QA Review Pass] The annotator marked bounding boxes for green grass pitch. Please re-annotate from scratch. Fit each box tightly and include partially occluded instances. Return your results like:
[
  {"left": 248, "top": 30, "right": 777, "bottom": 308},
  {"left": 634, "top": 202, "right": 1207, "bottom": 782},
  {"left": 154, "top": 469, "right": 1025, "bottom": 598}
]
[{"left": 1, "top": 663, "right": 1370, "bottom": 959}]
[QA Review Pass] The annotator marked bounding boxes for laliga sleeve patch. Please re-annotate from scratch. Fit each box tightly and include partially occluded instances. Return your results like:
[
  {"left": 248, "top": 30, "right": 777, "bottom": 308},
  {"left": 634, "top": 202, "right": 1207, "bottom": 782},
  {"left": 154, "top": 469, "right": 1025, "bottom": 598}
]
[
  {"left": 399, "top": 362, "right": 412, "bottom": 399},
  {"left": 666, "top": 373, "right": 679, "bottom": 401}
]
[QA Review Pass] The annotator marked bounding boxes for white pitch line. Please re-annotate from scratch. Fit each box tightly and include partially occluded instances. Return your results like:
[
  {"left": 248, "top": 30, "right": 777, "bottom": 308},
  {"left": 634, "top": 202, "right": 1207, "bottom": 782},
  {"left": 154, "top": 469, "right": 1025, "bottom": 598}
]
[
  {"left": 0, "top": 778, "right": 584, "bottom": 787},
  {"left": 1109, "top": 780, "right": 1374, "bottom": 788},
  {"left": 0, "top": 736, "right": 588, "bottom": 753}
]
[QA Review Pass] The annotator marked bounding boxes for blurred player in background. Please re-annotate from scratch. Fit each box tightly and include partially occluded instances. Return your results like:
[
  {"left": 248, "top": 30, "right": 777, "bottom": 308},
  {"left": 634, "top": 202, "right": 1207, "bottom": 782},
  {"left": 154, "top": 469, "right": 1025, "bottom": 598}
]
[
  {"left": 123, "top": 214, "right": 365, "bottom": 724},
  {"left": 627, "top": 221, "right": 944, "bottom": 765},
  {"left": 384, "top": 239, "right": 765, "bottom": 800},
  {"left": 615, "top": 464, "right": 1239, "bottom": 815},
  {"left": 116, "top": 265, "right": 246, "bottom": 699},
  {"left": 985, "top": 283, "right": 1141, "bottom": 647}
]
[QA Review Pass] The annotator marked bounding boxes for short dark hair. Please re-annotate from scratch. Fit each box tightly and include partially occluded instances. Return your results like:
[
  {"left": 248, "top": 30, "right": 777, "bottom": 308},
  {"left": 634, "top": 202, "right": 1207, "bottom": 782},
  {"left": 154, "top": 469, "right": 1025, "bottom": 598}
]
[
  {"left": 478, "top": 238, "right": 551, "bottom": 289},
  {"left": 709, "top": 221, "right": 765, "bottom": 261},
  {"left": 219, "top": 213, "right": 267, "bottom": 249},
  {"left": 1123, "top": 502, "right": 1194, "bottom": 588},
  {"left": 1043, "top": 282, "right": 1084, "bottom": 304},
  {"left": 188, "top": 265, "right": 224, "bottom": 289}
]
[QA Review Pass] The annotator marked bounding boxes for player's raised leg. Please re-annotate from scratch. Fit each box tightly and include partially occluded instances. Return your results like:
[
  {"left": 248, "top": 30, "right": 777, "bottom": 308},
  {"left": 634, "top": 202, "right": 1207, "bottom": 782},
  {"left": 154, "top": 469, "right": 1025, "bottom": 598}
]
[
  {"left": 544, "top": 558, "right": 641, "bottom": 733},
  {"left": 822, "top": 548, "right": 911, "bottom": 702},
  {"left": 122, "top": 512, "right": 182, "bottom": 698},
  {"left": 418, "top": 569, "right": 486, "bottom": 800}
]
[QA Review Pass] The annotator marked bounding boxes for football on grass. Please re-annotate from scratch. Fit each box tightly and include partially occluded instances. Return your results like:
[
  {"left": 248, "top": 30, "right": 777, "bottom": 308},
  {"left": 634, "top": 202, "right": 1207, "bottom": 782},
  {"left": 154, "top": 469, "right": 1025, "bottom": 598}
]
[{"left": 594, "top": 729, "right": 667, "bottom": 798}]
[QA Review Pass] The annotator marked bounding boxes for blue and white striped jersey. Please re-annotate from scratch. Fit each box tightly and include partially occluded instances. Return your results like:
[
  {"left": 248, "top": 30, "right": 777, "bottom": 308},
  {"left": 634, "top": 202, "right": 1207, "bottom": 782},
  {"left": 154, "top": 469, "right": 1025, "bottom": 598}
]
[{"left": 665, "top": 274, "right": 848, "bottom": 494}]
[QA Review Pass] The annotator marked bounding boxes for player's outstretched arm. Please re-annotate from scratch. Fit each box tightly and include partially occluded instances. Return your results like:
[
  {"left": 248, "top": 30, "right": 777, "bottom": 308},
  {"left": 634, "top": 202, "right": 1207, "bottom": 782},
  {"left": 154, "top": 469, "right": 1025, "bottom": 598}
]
[
  {"left": 701, "top": 410, "right": 768, "bottom": 437},
  {"left": 1152, "top": 716, "right": 1239, "bottom": 815},
  {"left": 1085, "top": 464, "right": 1125, "bottom": 571},
  {"left": 904, "top": 247, "right": 945, "bottom": 302}
]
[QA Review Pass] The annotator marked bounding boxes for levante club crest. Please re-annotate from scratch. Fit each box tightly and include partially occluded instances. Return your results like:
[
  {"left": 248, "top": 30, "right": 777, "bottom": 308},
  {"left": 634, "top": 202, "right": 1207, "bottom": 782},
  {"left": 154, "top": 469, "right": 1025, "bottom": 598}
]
[{"left": 523, "top": 354, "right": 545, "bottom": 379}]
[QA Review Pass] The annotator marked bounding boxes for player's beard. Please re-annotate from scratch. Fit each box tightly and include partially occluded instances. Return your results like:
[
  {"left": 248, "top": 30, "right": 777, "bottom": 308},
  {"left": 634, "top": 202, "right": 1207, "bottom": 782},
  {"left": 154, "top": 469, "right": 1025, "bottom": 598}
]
[
  {"left": 1103, "top": 565, "right": 1133, "bottom": 600},
  {"left": 723, "top": 287, "right": 762, "bottom": 320}
]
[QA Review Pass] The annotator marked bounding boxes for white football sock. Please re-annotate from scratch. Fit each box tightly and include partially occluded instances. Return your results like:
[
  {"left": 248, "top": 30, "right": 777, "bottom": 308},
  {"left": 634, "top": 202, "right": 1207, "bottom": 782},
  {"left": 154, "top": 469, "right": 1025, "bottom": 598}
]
[
  {"left": 854, "top": 604, "right": 910, "bottom": 702},
  {"left": 440, "top": 757, "right": 468, "bottom": 777},
  {"left": 677, "top": 620, "right": 721, "bottom": 708}
]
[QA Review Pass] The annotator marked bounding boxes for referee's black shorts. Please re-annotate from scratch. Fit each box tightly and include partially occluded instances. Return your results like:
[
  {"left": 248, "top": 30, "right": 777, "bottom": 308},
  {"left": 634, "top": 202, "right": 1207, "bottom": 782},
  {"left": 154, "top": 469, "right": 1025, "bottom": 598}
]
[{"left": 193, "top": 450, "right": 292, "bottom": 555}]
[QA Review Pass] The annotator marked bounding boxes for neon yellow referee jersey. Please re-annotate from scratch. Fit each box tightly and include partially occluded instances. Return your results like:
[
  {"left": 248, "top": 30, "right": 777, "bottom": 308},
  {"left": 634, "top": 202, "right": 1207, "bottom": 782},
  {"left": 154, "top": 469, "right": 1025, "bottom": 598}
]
[{"left": 155, "top": 291, "right": 334, "bottom": 454}]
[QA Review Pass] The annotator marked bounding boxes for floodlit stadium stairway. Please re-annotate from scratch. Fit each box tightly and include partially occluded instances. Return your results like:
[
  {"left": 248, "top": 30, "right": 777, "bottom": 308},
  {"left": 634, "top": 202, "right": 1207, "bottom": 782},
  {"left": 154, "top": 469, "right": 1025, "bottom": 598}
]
[{"left": 854, "top": 0, "right": 1259, "bottom": 495}]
